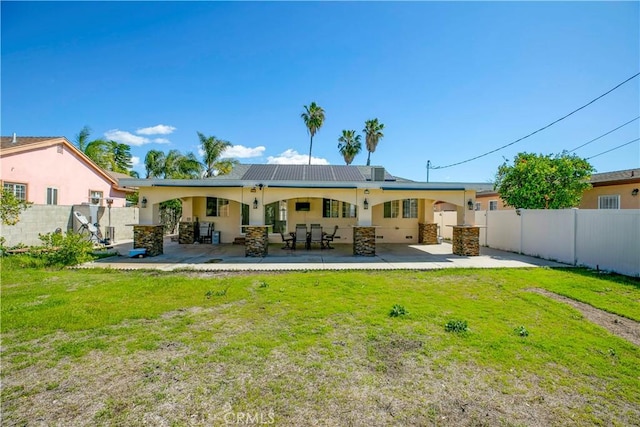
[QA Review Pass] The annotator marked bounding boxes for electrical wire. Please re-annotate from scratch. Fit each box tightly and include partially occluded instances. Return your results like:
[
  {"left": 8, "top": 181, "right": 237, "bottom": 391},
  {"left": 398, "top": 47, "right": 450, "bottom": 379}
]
[
  {"left": 432, "top": 72, "right": 640, "bottom": 170},
  {"left": 586, "top": 137, "right": 640, "bottom": 160},
  {"left": 569, "top": 116, "right": 640, "bottom": 152}
]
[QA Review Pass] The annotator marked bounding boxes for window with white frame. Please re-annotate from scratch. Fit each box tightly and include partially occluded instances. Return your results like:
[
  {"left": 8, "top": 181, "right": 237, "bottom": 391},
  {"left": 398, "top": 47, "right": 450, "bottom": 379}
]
[
  {"left": 489, "top": 200, "right": 498, "bottom": 211},
  {"left": 598, "top": 195, "right": 620, "bottom": 210},
  {"left": 402, "top": 199, "right": 418, "bottom": 218},
  {"left": 89, "top": 190, "right": 103, "bottom": 205},
  {"left": 3, "top": 182, "right": 27, "bottom": 201},
  {"left": 383, "top": 200, "right": 400, "bottom": 218},
  {"left": 46, "top": 187, "right": 58, "bottom": 205},
  {"left": 341, "top": 201, "right": 357, "bottom": 218},
  {"left": 206, "top": 197, "right": 230, "bottom": 217}
]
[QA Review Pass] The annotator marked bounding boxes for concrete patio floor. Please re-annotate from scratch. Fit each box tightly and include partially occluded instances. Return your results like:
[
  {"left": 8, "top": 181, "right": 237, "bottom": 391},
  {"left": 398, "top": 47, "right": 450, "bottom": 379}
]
[{"left": 83, "top": 237, "right": 568, "bottom": 271}]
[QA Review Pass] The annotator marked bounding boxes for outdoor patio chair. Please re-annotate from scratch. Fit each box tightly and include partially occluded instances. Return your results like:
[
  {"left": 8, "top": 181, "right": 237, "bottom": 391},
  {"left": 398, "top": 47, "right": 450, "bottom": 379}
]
[
  {"left": 199, "top": 222, "right": 213, "bottom": 244},
  {"left": 73, "top": 211, "right": 102, "bottom": 243},
  {"left": 310, "top": 224, "right": 324, "bottom": 249},
  {"left": 279, "top": 228, "right": 295, "bottom": 249},
  {"left": 322, "top": 225, "right": 339, "bottom": 249},
  {"left": 294, "top": 225, "right": 308, "bottom": 250}
]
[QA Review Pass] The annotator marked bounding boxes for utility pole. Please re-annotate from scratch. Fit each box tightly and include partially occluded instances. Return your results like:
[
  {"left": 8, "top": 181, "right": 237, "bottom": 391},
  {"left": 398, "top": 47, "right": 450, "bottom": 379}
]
[{"left": 426, "top": 160, "right": 431, "bottom": 183}]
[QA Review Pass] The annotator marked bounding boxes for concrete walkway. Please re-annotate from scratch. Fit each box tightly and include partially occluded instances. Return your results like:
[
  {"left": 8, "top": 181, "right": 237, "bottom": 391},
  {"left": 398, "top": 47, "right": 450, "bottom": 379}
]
[{"left": 83, "top": 238, "right": 568, "bottom": 271}]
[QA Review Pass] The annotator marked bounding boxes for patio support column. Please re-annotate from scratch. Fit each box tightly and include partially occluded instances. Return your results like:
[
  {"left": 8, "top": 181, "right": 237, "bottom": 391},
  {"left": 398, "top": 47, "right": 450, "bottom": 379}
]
[
  {"left": 133, "top": 225, "right": 164, "bottom": 256},
  {"left": 245, "top": 226, "right": 269, "bottom": 257},
  {"left": 418, "top": 223, "right": 438, "bottom": 244},
  {"left": 353, "top": 226, "right": 375, "bottom": 256},
  {"left": 451, "top": 225, "right": 480, "bottom": 256},
  {"left": 178, "top": 221, "right": 196, "bottom": 244}
]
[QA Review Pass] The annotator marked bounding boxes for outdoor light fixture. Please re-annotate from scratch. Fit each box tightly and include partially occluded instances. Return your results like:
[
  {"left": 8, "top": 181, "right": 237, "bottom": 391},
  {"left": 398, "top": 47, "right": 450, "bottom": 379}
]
[
  {"left": 106, "top": 198, "right": 113, "bottom": 207},
  {"left": 467, "top": 199, "right": 474, "bottom": 210},
  {"left": 363, "top": 198, "right": 369, "bottom": 210},
  {"left": 253, "top": 198, "right": 259, "bottom": 209},
  {"left": 258, "top": 183, "right": 264, "bottom": 190},
  {"left": 141, "top": 197, "right": 147, "bottom": 208},
  {"left": 364, "top": 189, "right": 370, "bottom": 194},
  {"left": 250, "top": 187, "right": 256, "bottom": 193},
  {"left": 632, "top": 188, "right": 639, "bottom": 196}
]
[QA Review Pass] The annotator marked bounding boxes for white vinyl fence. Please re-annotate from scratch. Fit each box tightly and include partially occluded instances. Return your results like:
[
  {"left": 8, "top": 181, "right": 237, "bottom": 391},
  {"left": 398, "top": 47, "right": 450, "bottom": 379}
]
[{"left": 442, "top": 209, "right": 640, "bottom": 277}]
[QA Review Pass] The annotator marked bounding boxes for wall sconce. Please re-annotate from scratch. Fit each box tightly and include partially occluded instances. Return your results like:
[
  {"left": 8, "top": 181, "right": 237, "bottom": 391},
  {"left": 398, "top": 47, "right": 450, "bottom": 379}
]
[
  {"left": 250, "top": 187, "right": 257, "bottom": 193},
  {"left": 258, "top": 183, "right": 264, "bottom": 191},
  {"left": 141, "top": 196, "right": 147, "bottom": 208},
  {"left": 467, "top": 199, "right": 474, "bottom": 210},
  {"left": 253, "top": 198, "right": 259, "bottom": 209},
  {"left": 632, "top": 188, "right": 639, "bottom": 196},
  {"left": 363, "top": 198, "right": 369, "bottom": 210},
  {"left": 364, "top": 189, "right": 370, "bottom": 194}
]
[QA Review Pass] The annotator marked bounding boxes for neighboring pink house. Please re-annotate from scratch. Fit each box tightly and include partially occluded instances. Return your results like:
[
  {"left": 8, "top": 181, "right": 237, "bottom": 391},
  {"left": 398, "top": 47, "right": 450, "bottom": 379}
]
[{"left": 1, "top": 135, "right": 131, "bottom": 207}]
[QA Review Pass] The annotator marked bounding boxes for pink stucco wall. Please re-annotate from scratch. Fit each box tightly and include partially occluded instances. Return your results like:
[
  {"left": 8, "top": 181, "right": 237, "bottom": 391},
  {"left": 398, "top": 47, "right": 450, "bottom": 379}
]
[{"left": 1, "top": 143, "right": 128, "bottom": 207}]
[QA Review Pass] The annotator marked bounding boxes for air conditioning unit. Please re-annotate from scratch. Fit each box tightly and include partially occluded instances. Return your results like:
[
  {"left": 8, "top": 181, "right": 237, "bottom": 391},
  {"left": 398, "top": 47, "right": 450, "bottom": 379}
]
[{"left": 371, "top": 167, "right": 385, "bottom": 181}]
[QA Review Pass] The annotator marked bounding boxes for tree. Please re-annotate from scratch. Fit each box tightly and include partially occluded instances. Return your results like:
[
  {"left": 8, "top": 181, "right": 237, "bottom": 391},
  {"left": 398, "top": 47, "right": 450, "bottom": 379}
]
[
  {"left": 1, "top": 188, "right": 32, "bottom": 226},
  {"left": 197, "top": 132, "right": 238, "bottom": 177},
  {"left": 75, "top": 126, "right": 133, "bottom": 173},
  {"left": 301, "top": 102, "right": 325, "bottom": 165},
  {"left": 363, "top": 118, "right": 384, "bottom": 166},
  {"left": 494, "top": 152, "right": 595, "bottom": 209},
  {"left": 144, "top": 150, "right": 166, "bottom": 178},
  {"left": 144, "top": 149, "right": 203, "bottom": 179},
  {"left": 337, "top": 130, "right": 362, "bottom": 165}
]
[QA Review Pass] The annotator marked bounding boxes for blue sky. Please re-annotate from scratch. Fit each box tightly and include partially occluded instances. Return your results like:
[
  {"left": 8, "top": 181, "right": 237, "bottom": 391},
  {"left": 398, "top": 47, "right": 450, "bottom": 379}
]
[{"left": 2, "top": 1, "right": 638, "bottom": 183}]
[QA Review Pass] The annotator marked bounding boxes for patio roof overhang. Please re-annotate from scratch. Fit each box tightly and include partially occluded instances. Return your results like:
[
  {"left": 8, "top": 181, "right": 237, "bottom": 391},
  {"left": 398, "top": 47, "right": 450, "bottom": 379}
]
[{"left": 120, "top": 178, "right": 494, "bottom": 192}]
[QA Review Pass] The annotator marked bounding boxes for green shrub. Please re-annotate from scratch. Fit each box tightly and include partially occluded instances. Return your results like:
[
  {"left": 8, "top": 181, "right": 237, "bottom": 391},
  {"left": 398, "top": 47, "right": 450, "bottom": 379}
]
[
  {"left": 514, "top": 325, "right": 529, "bottom": 337},
  {"left": 445, "top": 319, "right": 469, "bottom": 333},
  {"left": 37, "top": 231, "right": 94, "bottom": 267},
  {"left": 389, "top": 304, "right": 408, "bottom": 317}
]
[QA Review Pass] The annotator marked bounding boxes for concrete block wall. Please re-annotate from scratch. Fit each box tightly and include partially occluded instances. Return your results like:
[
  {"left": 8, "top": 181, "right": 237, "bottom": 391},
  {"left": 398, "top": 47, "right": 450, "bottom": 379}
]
[{"left": 1, "top": 205, "right": 139, "bottom": 247}]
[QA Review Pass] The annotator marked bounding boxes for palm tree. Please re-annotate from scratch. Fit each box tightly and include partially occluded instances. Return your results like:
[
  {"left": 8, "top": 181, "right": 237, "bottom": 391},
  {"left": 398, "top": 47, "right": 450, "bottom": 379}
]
[
  {"left": 144, "top": 150, "right": 166, "bottom": 178},
  {"left": 75, "top": 126, "right": 92, "bottom": 152},
  {"left": 75, "top": 126, "right": 134, "bottom": 173},
  {"left": 301, "top": 102, "right": 325, "bottom": 165},
  {"left": 197, "top": 132, "right": 238, "bottom": 177},
  {"left": 363, "top": 118, "right": 385, "bottom": 166},
  {"left": 337, "top": 130, "right": 362, "bottom": 165}
]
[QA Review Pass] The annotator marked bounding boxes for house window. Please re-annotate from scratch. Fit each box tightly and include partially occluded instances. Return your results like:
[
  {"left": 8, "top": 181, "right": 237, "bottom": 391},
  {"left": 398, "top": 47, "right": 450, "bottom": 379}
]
[
  {"left": 206, "top": 197, "right": 230, "bottom": 217},
  {"left": 89, "top": 190, "right": 103, "bottom": 205},
  {"left": 475, "top": 202, "right": 481, "bottom": 211},
  {"left": 402, "top": 199, "right": 418, "bottom": 218},
  {"left": 46, "top": 188, "right": 58, "bottom": 205},
  {"left": 383, "top": 200, "right": 400, "bottom": 218},
  {"left": 342, "top": 202, "right": 357, "bottom": 218},
  {"left": 598, "top": 195, "right": 620, "bottom": 210},
  {"left": 323, "top": 199, "right": 339, "bottom": 218},
  {"left": 3, "top": 182, "right": 27, "bottom": 201},
  {"left": 489, "top": 200, "right": 498, "bottom": 211}
]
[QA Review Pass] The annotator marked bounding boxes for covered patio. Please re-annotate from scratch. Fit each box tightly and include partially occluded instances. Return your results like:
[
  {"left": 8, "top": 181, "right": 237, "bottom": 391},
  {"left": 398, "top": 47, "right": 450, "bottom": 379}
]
[{"left": 85, "top": 238, "right": 567, "bottom": 271}]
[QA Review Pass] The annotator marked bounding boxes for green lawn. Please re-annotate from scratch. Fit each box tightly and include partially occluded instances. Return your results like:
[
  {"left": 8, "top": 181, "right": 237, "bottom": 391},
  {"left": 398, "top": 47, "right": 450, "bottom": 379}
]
[{"left": 2, "top": 263, "right": 639, "bottom": 426}]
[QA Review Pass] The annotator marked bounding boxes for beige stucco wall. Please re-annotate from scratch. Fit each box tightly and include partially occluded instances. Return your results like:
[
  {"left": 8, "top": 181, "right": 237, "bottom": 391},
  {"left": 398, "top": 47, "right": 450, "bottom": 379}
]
[
  {"left": 136, "top": 185, "right": 476, "bottom": 244},
  {"left": 579, "top": 183, "right": 640, "bottom": 209}
]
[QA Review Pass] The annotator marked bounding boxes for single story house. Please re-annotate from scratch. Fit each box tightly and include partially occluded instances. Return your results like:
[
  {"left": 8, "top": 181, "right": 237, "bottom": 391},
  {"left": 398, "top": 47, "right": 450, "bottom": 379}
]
[
  {"left": 121, "top": 164, "right": 492, "bottom": 245},
  {"left": 0, "top": 135, "right": 132, "bottom": 207}
]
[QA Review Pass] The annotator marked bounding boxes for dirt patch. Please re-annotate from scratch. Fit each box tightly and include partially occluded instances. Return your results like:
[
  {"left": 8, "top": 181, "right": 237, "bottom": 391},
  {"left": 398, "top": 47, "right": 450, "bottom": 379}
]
[{"left": 529, "top": 288, "right": 640, "bottom": 347}]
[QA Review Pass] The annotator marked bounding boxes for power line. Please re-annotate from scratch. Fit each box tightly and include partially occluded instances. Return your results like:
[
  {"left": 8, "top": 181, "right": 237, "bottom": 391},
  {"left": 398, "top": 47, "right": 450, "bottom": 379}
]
[
  {"left": 432, "top": 72, "right": 640, "bottom": 170},
  {"left": 586, "top": 137, "right": 640, "bottom": 160},
  {"left": 569, "top": 116, "right": 640, "bottom": 152}
]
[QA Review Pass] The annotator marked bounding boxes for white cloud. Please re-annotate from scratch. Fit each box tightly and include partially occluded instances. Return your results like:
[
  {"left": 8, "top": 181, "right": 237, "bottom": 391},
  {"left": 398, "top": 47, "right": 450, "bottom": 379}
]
[
  {"left": 267, "top": 149, "right": 329, "bottom": 165},
  {"left": 104, "top": 129, "right": 150, "bottom": 146},
  {"left": 222, "top": 145, "right": 265, "bottom": 159},
  {"left": 131, "top": 156, "right": 140, "bottom": 167},
  {"left": 136, "top": 124, "right": 176, "bottom": 135},
  {"left": 153, "top": 138, "right": 170, "bottom": 144}
]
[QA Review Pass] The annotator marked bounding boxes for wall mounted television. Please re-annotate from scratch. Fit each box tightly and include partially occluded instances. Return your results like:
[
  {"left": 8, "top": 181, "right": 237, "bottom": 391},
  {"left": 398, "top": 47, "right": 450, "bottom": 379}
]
[{"left": 295, "top": 202, "right": 311, "bottom": 211}]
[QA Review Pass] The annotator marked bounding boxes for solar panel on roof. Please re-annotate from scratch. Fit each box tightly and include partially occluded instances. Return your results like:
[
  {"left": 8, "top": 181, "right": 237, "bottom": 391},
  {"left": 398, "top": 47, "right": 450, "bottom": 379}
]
[
  {"left": 307, "top": 166, "right": 334, "bottom": 181},
  {"left": 333, "top": 166, "right": 365, "bottom": 181},
  {"left": 273, "top": 165, "right": 304, "bottom": 180},
  {"left": 242, "top": 164, "right": 277, "bottom": 180}
]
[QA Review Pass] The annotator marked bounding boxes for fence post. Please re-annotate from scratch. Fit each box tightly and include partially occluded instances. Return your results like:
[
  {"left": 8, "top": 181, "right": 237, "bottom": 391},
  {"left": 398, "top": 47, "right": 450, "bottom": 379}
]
[{"left": 572, "top": 208, "right": 578, "bottom": 266}]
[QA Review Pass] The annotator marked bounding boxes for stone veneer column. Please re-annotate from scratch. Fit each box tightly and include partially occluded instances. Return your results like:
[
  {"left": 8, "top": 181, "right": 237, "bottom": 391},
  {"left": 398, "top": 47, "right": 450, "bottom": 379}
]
[
  {"left": 418, "top": 223, "right": 438, "bottom": 244},
  {"left": 353, "top": 226, "right": 376, "bottom": 256},
  {"left": 451, "top": 226, "right": 480, "bottom": 256},
  {"left": 133, "top": 225, "right": 164, "bottom": 256},
  {"left": 178, "top": 221, "right": 196, "bottom": 244},
  {"left": 245, "top": 226, "right": 269, "bottom": 257}
]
